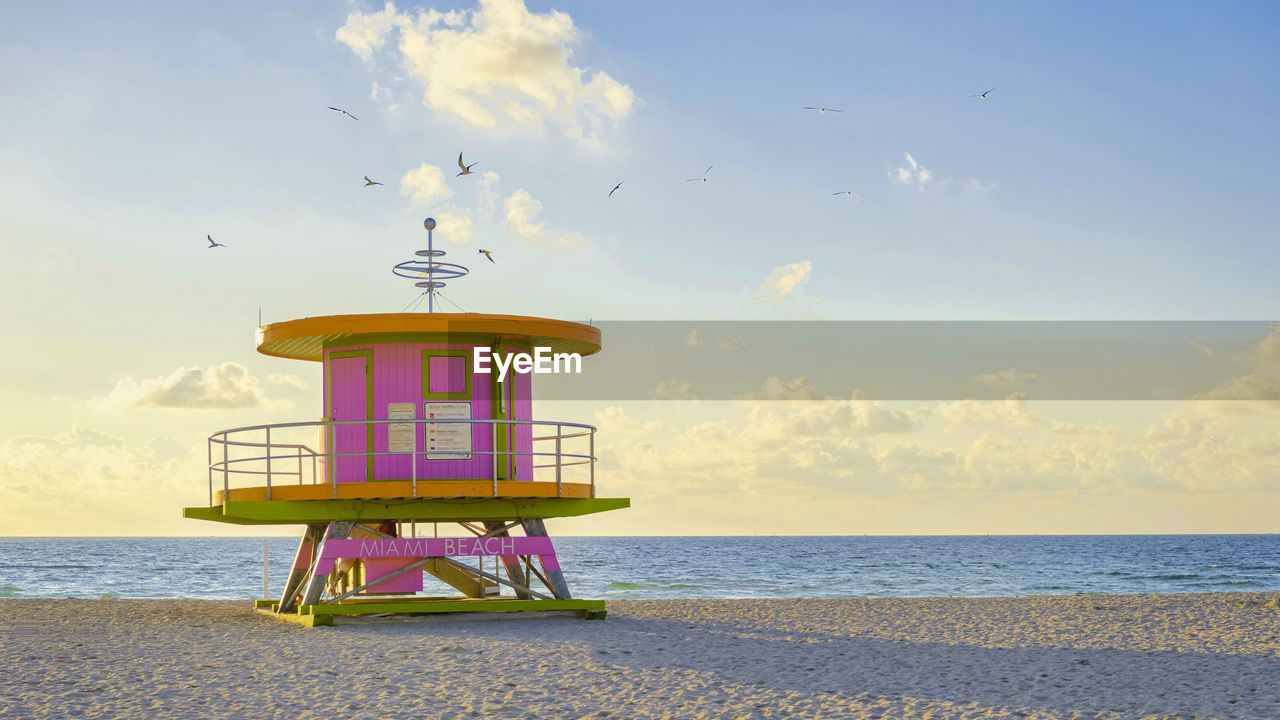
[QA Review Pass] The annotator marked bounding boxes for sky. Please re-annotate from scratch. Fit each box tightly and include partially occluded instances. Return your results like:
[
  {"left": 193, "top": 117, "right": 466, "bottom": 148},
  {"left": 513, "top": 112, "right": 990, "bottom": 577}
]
[{"left": 0, "top": 0, "right": 1278, "bottom": 536}]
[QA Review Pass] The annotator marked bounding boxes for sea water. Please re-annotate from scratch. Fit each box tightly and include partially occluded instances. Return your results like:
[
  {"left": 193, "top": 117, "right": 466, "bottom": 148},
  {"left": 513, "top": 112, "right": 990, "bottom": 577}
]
[{"left": 0, "top": 535, "right": 1274, "bottom": 600}]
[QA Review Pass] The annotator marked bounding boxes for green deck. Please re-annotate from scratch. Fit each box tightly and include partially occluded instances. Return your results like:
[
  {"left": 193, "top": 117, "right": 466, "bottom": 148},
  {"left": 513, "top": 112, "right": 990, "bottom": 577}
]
[
  {"left": 184, "top": 496, "right": 629, "bottom": 525},
  {"left": 256, "top": 598, "right": 608, "bottom": 626}
]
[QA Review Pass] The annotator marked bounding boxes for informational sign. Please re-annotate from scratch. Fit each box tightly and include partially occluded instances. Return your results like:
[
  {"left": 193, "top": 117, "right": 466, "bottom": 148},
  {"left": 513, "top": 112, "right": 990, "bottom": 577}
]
[
  {"left": 387, "top": 403, "right": 416, "bottom": 453},
  {"left": 424, "top": 401, "right": 471, "bottom": 460}
]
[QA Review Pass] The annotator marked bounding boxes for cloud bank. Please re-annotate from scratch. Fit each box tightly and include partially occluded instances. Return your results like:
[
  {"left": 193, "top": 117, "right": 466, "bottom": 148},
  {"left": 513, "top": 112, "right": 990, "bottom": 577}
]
[
  {"left": 336, "top": 0, "right": 636, "bottom": 147},
  {"left": 100, "top": 362, "right": 286, "bottom": 410}
]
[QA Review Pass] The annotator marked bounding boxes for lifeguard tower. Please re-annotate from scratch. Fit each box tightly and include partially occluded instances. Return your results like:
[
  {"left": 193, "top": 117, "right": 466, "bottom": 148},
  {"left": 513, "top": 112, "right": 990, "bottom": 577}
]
[{"left": 183, "top": 219, "right": 628, "bottom": 626}]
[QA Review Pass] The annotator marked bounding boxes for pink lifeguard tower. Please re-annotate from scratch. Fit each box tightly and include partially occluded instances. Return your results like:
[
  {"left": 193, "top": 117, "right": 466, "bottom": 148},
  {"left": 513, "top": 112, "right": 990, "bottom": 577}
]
[{"left": 184, "top": 218, "right": 628, "bottom": 625}]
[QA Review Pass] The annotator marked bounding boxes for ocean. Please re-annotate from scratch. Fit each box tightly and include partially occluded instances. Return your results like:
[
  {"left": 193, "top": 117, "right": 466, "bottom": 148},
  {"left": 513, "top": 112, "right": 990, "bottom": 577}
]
[{"left": 0, "top": 535, "right": 1274, "bottom": 601}]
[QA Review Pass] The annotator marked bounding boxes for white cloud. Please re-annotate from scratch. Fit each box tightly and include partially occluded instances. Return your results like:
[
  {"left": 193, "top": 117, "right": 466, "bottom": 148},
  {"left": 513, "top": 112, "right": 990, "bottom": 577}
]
[
  {"left": 336, "top": 0, "right": 637, "bottom": 148},
  {"left": 973, "top": 368, "right": 1038, "bottom": 390},
  {"left": 939, "top": 392, "right": 1039, "bottom": 430},
  {"left": 1175, "top": 433, "right": 1280, "bottom": 490},
  {"left": 371, "top": 80, "right": 392, "bottom": 103},
  {"left": 963, "top": 178, "right": 996, "bottom": 192},
  {"left": 1047, "top": 421, "right": 1125, "bottom": 438},
  {"left": 592, "top": 406, "right": 663, "bottom": 435},
  {"left": 334, "top": 2, "right": 399, "bottom": 61},
  {"left": 504, "top": 189, "right": 586, "bottom": 249},
  {"left": 267, "top": 373, "right": 308, "bottom": 390},
  {"left": 873, "top": 442, "right": 959, "bottom": 477},
  {"left": 569, "top": 398, "right": 1280, "bottom": 537},
  {"left": 682, "top": 328, "right": 744, "bottom": 351},
  {"left": 960, "top": 432, "right": 1080, "bottom": 491},
  {"left": 648, "top": 380, "right": 697, "bottom": 400},
  {"left": 735, "top": 376, "right": 820, "bottom": 401},
  {"left": 1196, "top": 324, "right": 1280, "bottom": 407},
  {"left": 99, "top": 362, "right": 285, "bottom": 410},
  {"left": 892, "top": 153, "right": 934, "bottom": 190},
  {"left": 400, "top": 163, "right": 455, "bottom": 205},
  {"left": 744, "top": 390, "right": 924, "bottom": 439},
  {"left": 717, "top": 334, "right": 746, "bottom": 351},
  {"left": 1143, "top": 411, "right": 1206, "bottom": 442},
  {"left": 0, "top": 425, "right": 198, "bottom": 534},
  {"left": 748, "top": 261, "right": 812, "bottom": 305},
  {"left": 479, "top": 171, "right": 502, "bottom": 214},
  {"left": 433, "top": 210, "right": 476, "bottom": 246}
]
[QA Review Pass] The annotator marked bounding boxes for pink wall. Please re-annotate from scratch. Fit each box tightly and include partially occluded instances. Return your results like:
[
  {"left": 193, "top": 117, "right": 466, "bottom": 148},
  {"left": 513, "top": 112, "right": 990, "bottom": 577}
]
[
  {"left": 323, "top": 342, "right": 535, "bottom": 482},
  {"left": 330, "top": 355, "right": 369, "bottom": 483}
]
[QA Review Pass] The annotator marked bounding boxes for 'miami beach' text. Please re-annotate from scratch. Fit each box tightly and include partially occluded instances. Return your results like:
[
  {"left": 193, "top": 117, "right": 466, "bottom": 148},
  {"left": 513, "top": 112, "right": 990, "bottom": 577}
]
[{"left": 473, "top": 346, "right": 582, "bottom": 382}]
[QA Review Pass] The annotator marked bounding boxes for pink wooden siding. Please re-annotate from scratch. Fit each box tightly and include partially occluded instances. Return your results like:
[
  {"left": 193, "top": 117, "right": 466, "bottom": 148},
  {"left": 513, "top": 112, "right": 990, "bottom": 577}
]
[
  {"left": 507, "top": 345, "right": 534, "bottom": 482},
  {"left": 362, "top": 558, "right": 424, "bottom": 593},
  {"left": 329, "top": 355, "right": 368, "bottom": 483},
  {"left": 428, "top": 355, "right": 467, "bottom": 394},
  {"left": 323, "top": 342, "right": 535, "bottom": 482}
]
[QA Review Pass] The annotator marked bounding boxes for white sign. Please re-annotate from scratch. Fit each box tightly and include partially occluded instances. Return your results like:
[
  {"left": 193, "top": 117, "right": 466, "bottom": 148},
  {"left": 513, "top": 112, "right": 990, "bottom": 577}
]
[
  {"left": 387, "top": 403, "right": 416, "bottom": 453},
  {"left": 424, "top": 401, "right": 471, "bottom": 460}
]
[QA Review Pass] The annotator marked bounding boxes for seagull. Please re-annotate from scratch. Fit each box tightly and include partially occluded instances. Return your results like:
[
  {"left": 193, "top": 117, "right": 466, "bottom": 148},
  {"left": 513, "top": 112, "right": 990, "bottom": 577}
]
[
  {"left": 457, "top": 152, "right": 478, "bottom": 176},
  {"left": 327, "top": 106, "right": 358, "bottom": 120},
  {"left": 363, "top": 176, "right": 383, "bottom": 186},
  {"left": 478, "top": 249, "right": 495, "bottom": 263},
  {"left": 968, "top": 88, "right": 996, "bottom": 99},
  {"left": 207, "top": 235, "right": 225, "bottom": 248},
  {"left": 803, "top": 106, "right": 843, "bottom": 113},
  {"left": 686, "top": 165, "right": 714, "bottom": 183},
  {"left": 832, "top": 191, "right": 863, "bottom": 201},
  {"left": 609, "top": 181, "right": 624, "bottom": 197}
]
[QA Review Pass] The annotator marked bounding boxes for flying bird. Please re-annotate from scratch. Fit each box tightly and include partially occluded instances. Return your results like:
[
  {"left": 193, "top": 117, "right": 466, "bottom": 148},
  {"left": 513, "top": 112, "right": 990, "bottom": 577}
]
[
  {"left": 327, "top": 106, "right": 358, "bottom": 120},
  {"left": 457, "top": 152, "right": 478, "bottom": 176},
  {"left": 687, "top": 165, "right": 714, "bottom": 183},
  {"left": 207, "top": 235, "right": 225, "bottom": 248},
  {"left": 968, "top": 88, "right": 996, "bottom": 99},
  {"left": 364, "top": 176, "right": 383, "bottom": 186},
  {"left": 803, "top": 106, "right": 843, "bottom": 113},
  {"left": 609, "top": 181, "right": 624, "bottom": 197},
  {"left": 832, "top": 191, "right": 863, "bottom": 201},
  {"left": 478, "top": 249, "right": 495, "bottom": 263}
]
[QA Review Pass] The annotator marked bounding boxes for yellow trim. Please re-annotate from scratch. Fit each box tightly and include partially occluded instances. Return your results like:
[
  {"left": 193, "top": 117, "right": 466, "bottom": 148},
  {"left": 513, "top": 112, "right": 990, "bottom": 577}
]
[
  {"left": 257, "top": 313, "right": 601, "bottom": 361},
  {"left": 216, "top": 479, "right": 595, "bottom": 504}
]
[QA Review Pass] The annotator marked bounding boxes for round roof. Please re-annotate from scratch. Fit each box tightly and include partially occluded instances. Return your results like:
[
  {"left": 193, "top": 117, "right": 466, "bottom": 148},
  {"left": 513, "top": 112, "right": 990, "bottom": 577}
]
[{"left": 256, "top": 313, "right": 601, "bottom": 361}]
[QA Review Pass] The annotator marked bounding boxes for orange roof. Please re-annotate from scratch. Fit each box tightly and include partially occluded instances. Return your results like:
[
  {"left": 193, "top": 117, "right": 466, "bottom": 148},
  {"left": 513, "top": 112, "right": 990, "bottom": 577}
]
[{"left": 256, "top": 313, "right": 601, "bottom": 361}]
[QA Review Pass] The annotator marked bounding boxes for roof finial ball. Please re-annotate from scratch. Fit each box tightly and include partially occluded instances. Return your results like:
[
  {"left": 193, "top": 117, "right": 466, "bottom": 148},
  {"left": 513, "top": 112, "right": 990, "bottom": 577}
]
[{"left": 424, "top": 217, "right": 436, "bottom": 231}]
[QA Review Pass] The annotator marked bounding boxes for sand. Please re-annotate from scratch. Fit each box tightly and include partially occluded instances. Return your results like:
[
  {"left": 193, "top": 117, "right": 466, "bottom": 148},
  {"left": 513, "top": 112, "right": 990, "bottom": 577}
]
[{"left": 2, "top": 592, "right": 1277, "bottom": 719}]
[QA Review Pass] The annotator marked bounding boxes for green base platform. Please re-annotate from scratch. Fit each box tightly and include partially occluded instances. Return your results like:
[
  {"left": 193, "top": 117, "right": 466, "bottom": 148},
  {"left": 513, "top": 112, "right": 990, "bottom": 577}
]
[{"left": 254, "top": 597, "right": 607, "bottom": 626}]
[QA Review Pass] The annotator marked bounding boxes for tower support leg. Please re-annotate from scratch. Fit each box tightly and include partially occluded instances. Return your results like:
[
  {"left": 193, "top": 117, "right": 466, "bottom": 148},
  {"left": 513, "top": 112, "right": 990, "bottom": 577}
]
[
  {"left": 485, "top": 521, "right": 529, "bottom": 599},
  {"left": 521, "top": 518, "right": 571, "bottom": 599},
  {"left": 278, "top": 523, "right": 326, "bottom": 614},
  {"left": 298, "top": 519, "right": 356, "bottom": 608}
]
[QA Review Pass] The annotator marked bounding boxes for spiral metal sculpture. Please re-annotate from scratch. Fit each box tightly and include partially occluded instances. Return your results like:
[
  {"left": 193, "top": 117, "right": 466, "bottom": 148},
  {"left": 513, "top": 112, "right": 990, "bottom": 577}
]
[{"left": 391, "top": 218, "right": 469, "bottom": 312}]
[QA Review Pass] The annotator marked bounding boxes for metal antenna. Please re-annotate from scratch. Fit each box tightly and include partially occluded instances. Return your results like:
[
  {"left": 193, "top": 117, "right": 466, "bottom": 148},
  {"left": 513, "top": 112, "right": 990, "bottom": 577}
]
[
  {"left": 426, "top": 218, "right": 434, "bottom": 313},
  {"left": 392, "top": 217, "right": 469, "bottom": 313}
]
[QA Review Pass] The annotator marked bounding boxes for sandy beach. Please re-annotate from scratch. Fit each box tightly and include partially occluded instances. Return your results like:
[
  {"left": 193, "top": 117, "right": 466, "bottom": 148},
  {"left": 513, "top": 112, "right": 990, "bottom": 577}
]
[{"left": 2, "top": 592, "right": 1277, "bottom": 719}]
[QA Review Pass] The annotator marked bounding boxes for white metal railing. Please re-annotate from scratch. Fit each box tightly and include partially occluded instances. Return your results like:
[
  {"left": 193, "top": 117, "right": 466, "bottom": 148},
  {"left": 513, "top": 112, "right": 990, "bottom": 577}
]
[{"left": 206, "top": 418, "right": 596, "bottom": 505}]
